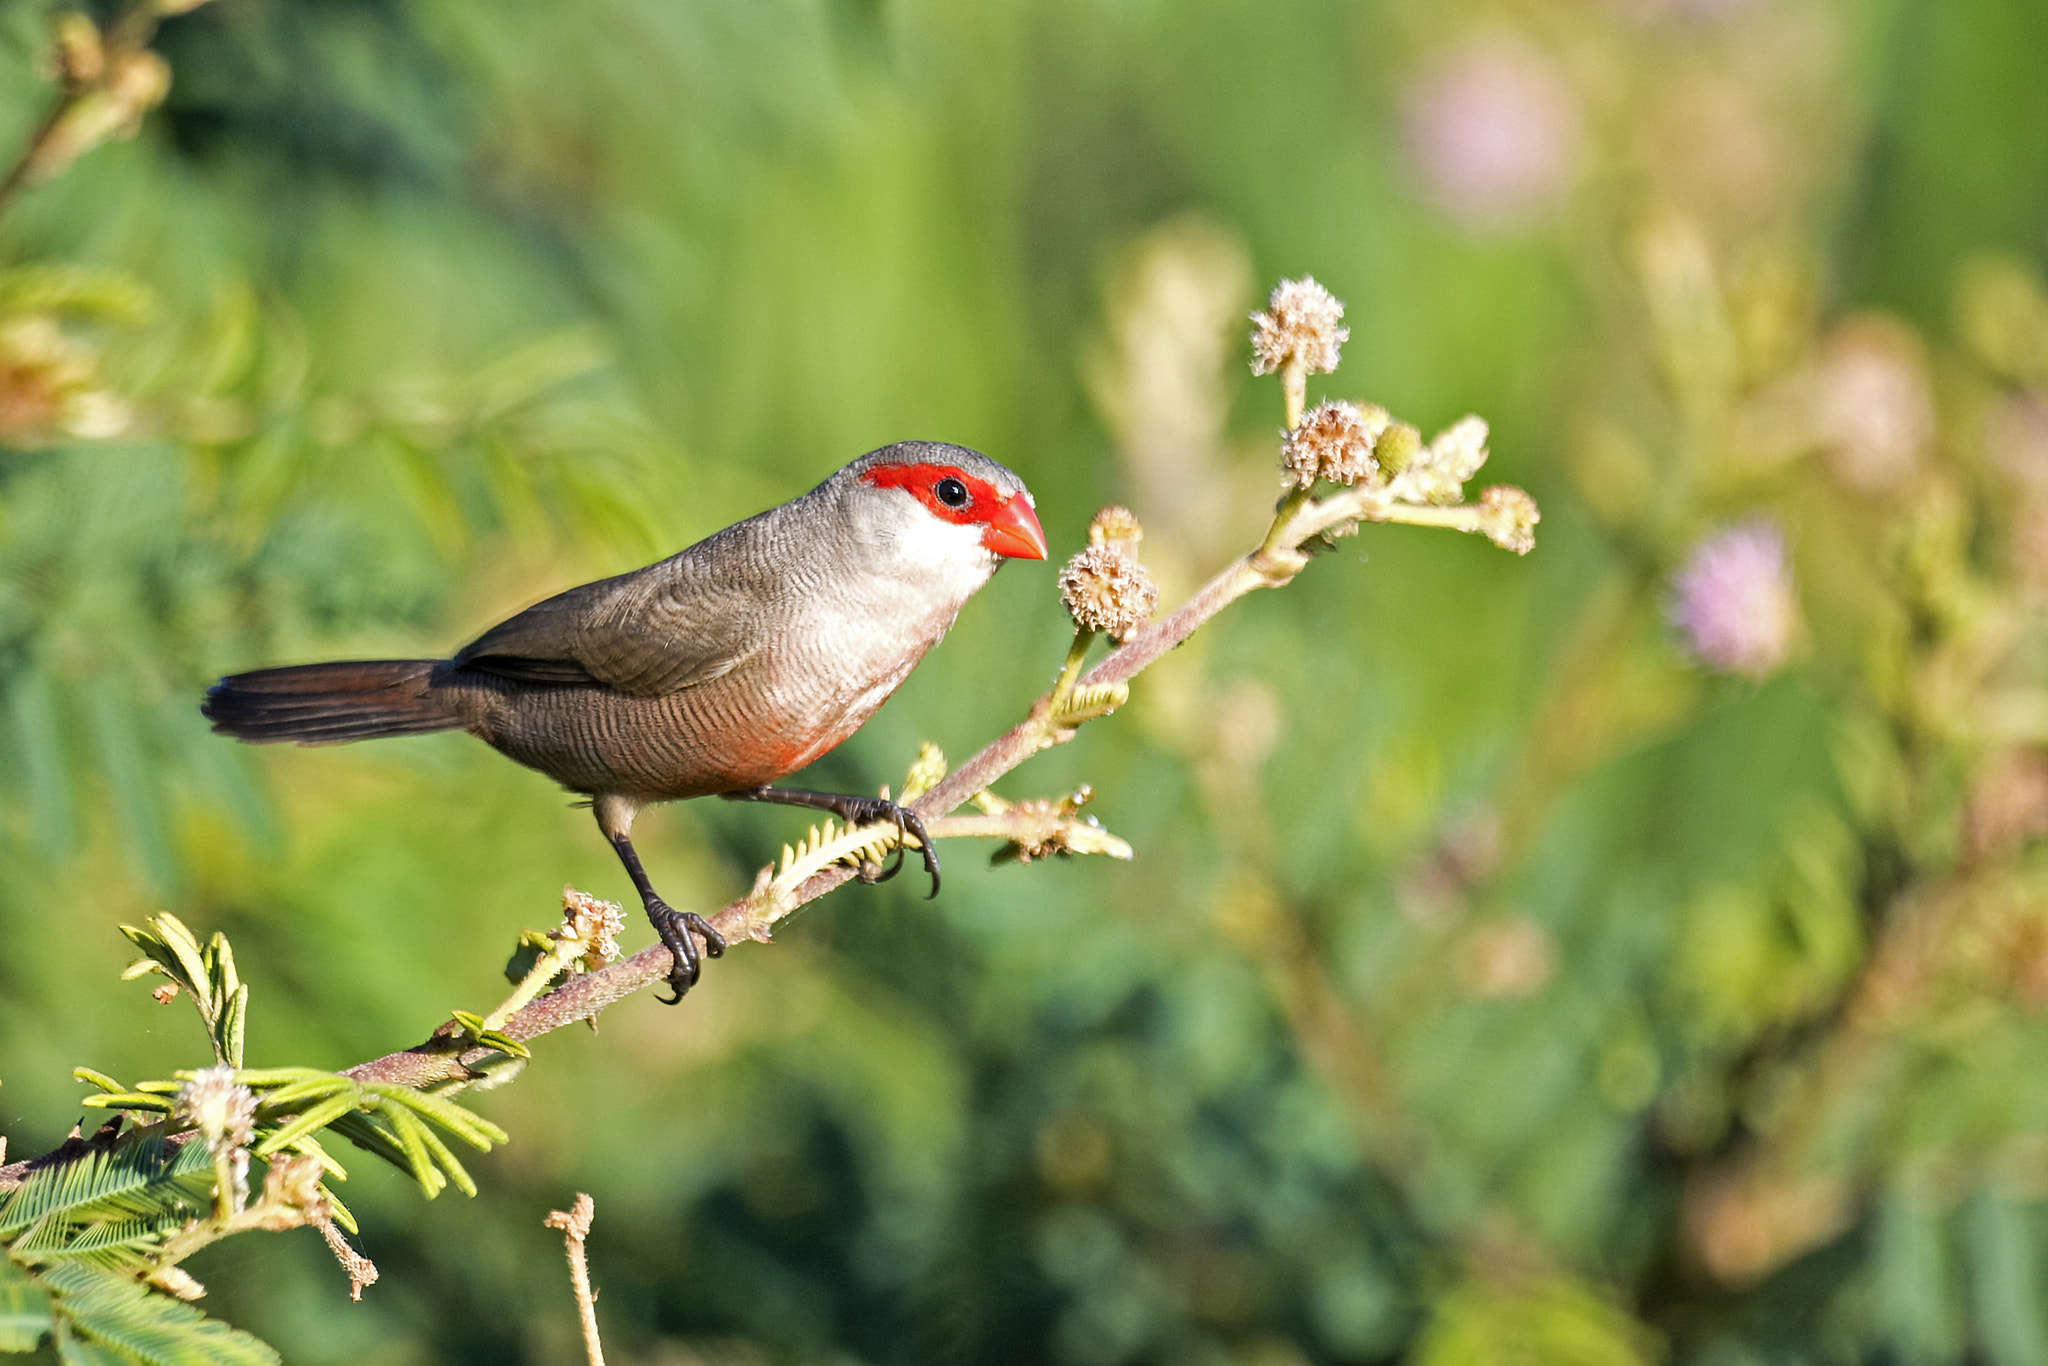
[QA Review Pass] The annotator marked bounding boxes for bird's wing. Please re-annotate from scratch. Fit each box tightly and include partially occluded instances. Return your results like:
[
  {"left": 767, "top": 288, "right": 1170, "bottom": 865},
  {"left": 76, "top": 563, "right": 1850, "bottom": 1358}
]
[{"left": 454, "top": 562, "right": 760, "bottom": 697}]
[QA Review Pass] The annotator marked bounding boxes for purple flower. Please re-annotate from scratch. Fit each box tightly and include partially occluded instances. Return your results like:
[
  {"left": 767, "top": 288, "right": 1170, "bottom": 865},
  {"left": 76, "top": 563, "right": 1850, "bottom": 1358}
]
[
  {"left": 1669, "top": 521, "right": 1798, "bottom": 678},
  {"left": 1401, "top": 36, "right": 1580, "bottom": 228}
]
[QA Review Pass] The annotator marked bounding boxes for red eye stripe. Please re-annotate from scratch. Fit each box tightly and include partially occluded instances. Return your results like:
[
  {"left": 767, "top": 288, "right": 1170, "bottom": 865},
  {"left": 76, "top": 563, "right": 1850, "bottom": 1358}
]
[{"left": 859, "top": 463, "right": 1007, "bottom": 526}]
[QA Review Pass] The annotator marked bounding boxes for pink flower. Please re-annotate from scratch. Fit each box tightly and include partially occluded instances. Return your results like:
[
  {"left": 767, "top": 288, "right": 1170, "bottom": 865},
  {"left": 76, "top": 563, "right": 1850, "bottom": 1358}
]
[
  {"left": 1401, "top": 36, "right": 1580, "bottom": 228},
  {"left": 1669, "top": 521, "right": 1798, "bottom": 678}
]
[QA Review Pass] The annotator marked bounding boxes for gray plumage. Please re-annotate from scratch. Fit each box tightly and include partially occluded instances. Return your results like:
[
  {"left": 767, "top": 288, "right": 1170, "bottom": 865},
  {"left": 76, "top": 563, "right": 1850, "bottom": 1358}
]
[
  {"left": 202, "top": 439, "right": 1044, "bottom": 1000},
  {"left": 204, "top": 442, "right": 1032, "bottom": 799}
]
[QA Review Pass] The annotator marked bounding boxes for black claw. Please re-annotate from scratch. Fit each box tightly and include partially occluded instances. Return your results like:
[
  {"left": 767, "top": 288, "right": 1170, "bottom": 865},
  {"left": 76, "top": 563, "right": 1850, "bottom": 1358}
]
[
  {"left": 647, "top": 900, "right": 724, "bottom": 1006},
  {"left": 842, "top": 797, "right": 938, "bottom": 898},
  {"left": 902, "top": 807, "right": 940, "bottom": 899}
]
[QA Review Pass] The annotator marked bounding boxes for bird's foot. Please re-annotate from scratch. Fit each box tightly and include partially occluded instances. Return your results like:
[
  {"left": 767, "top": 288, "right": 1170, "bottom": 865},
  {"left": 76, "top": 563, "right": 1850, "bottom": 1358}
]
[
  {"left": 721, "top": 785, "right": 942, "bottom": 897},
  {"left": 646, "top": 900, "right": 726, "bottom": 1005},
  {"left": 836, "top": 796, "right": 940, "bottom": 899}
]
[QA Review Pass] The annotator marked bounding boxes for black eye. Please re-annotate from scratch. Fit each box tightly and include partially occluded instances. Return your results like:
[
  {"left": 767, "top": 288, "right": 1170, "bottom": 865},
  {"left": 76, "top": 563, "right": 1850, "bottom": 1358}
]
[{"left": 933, "top": 477, "right": 970, "bottom": 508}]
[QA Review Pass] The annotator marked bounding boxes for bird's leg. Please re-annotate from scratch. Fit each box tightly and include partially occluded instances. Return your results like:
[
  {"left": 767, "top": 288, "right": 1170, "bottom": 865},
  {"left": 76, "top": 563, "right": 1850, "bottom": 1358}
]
[
  {"left": 721, "top": 786, "right": 940, "bottom": 898},
  {"left": 593, "top": 794, "right": 724, "bottom": 1004}
]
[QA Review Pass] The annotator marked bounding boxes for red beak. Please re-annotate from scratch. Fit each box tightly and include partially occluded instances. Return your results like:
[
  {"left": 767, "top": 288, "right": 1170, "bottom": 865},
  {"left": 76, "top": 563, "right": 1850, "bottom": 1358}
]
[{"left": 981, "top": 495, "right": 1048, "bottom": 561}]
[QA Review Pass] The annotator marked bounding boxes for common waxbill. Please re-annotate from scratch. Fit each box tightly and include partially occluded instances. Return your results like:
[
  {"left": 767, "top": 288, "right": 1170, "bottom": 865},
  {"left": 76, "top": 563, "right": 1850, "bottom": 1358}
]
[{"left": 202, "top": 442, "right": 1048, "bottom": 1000}]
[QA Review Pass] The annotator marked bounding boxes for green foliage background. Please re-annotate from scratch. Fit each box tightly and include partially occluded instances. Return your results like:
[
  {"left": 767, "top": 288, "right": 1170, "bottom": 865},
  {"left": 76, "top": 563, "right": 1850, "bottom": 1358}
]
[{"left": 4, "top": 0, "right": 2048, "bottom": 1361}]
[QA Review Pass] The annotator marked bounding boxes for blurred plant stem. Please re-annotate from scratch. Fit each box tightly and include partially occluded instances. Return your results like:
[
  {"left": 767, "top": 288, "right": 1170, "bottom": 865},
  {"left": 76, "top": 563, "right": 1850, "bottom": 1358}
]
[{"left": 0, "top": 2, "right": 196, "bottom": 229}]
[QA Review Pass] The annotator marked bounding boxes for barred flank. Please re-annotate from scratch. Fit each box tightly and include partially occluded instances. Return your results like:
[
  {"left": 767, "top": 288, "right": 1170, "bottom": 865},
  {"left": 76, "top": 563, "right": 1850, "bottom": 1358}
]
[{"left": 201, "top": 660, "right": 457, "bottom": 744}]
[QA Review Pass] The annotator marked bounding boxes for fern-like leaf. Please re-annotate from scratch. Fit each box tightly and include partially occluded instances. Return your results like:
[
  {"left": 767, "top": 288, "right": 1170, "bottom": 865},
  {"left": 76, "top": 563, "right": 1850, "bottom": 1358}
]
[{"left": 39, "top": 1263, "right": 279, "bottom": 1366}]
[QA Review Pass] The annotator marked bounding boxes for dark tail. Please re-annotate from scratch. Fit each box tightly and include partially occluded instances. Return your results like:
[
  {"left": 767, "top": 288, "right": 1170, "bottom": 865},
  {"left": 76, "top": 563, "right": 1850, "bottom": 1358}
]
[{"left": 202, "top": 660, "right": 459, "bottom": 744}]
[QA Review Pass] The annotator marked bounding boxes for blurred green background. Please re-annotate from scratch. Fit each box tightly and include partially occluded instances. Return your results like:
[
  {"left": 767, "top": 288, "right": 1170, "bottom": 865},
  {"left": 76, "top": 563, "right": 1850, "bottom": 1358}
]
[{"left": 5, "top": 0, "right": 2048, "bottom": 1361}]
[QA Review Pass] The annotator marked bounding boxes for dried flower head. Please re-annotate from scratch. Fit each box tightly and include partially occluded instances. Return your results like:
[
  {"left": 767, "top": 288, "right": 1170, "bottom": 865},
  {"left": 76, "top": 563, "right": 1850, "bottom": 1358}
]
[
  {"left": 252, "top": 1153, "right": 331, "bottom": 1231},
  {"left": 558, "top": 887, "right": 625, "bottom": 972},
  {"left": 1281, "top": 400, "right": 1388, "bottom": 489},
  {"left": 1086, "top": 505, "right": 1144, "bottom": 549},
  {"left": 176, "top": 1065, "right": 256, "bottom": 1153},
  {"left": 1669, "top": 520, "right": 1798, "bottom": 679},
  {"left": 1059, "top": 544, "right": 1159, "bottom": 640},
  {"left": 1249, "top": 277, "right": 1348, "bottom": 378},
  {"left": 1476, "top": 485, "right": 1540, "bottom": 554}
]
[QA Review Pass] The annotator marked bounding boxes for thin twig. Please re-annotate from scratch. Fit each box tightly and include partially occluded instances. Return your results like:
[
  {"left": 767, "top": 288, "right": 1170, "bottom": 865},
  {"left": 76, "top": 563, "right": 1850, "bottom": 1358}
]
[{"left": 544, "top": 1194, "right": 606, "bottom": 1366}]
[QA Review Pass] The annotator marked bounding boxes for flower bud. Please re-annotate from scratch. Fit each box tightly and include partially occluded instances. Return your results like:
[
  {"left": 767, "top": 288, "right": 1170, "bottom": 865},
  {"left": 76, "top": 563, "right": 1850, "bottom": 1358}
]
[
  {"left": 1372, "top": 421, "right": 1422, "bottom": 478},
  {"left": 1086, "top": 505, "right": 1144, "bottom": 550}
]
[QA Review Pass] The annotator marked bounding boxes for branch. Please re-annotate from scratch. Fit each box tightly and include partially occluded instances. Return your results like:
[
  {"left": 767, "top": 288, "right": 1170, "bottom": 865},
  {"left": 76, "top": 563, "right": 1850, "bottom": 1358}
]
[
  {"left": 4, "top": 279, "right": 1536, "bottom": 1191},
  {"left": 342, "top": 475, "right": 1529, "bottom": 1090}
]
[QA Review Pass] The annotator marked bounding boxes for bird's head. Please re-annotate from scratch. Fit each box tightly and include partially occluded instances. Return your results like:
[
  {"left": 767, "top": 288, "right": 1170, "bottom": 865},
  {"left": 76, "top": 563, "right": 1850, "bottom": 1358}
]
[{"left": 840, "top": 442, "right": 1048, "bottom": 576}]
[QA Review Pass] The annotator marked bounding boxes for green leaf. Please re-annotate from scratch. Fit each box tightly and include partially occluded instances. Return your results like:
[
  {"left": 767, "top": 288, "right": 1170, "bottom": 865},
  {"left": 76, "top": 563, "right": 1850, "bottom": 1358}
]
[
  {"left": 218, "top": 986, "right": 247, "bottom": 1072},
  {"left": 0, "top": 1258, "right": 53, "bottom": 1352},
  {"left": 377, "top": 1107, "right": 445, "bottom": 1198},
  {"left": 77, "top": 1098, "right": 173, "bottom": 1117},
  {"left": 366, "top": 1085, "right": 507, "bottom": 1149},
  {"left": 41, "top": 1265, "right": 278, "bottom": 1366},
  {"left": 252, "top": 1095, "right": 363, "bottom": 1156},
  {"left": 53, "top": 1323, "right": 130, "bottom": 1365},
  {"left": 118, "top": 921, "right": 206, "bottom": 1001},
  {"left": 250, "top": 1075, "right": 351, "bottom": 1112},
  {"left": 0, "top": 1136, "right": 213, "bottom": 1262},
  {"left": 444, "top": 1011, "right": 530, "bottom": 1058},
  {"left": 391, "top": 1106, "right": 475, "bottom": 1198}
]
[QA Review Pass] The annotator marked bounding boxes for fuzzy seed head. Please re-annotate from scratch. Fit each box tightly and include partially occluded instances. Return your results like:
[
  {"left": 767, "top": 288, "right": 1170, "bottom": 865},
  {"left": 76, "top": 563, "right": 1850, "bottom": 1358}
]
[
  {"left": 559, "top": 887, "right": 625, "bottom": 972},
  {"left": 1476, "top": 485, "right": 1540, "bottom": 554},
  {"left": 1060, "top": 545, "right": 1159, "bottom": 640},
  {"left": 1249, "top": 277, "right": 1348, "bottom": 377},
  {"left": 1669, "top": 520, "right": 1798, "bottom": 679},
  {"left": 1086, "top": 505, "right": 1145, "bottom": 550},
  {"left": 1282, "top": 400, "right": 1388, "bottom": 489},
  {"left": 177, "top": 1065, "right": 256, "bottom": 1153}
]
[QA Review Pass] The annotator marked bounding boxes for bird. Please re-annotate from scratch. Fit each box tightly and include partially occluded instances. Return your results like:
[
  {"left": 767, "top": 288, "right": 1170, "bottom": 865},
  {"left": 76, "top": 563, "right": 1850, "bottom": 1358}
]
[{"left": 201, "top": 442, "right": 1047, "bottom": 1002}]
